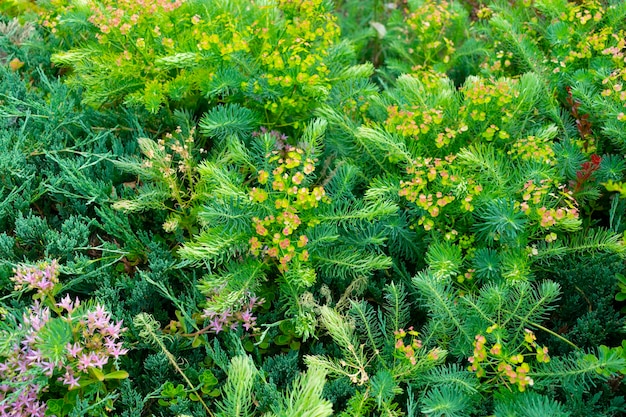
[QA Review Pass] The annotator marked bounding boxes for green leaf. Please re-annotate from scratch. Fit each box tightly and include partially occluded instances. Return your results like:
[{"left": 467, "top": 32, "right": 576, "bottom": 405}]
[
  {"left": 215, "top": 355, "right": 258, "bottom": 417},
  {"left": 90, "top": 367, "right": 105, "bottom": 382},
  {"left": 143, "top": 79, "right": 166, "bottom": 114},
  {"left": 420, "top": 386, "right": 471, "bottom": 417},
  {"left": 274, "top": 334, "right": 292, "bottom": 346},
  {"left": 104, "top": 370, "right": 129, "bottom": 380},
  {"left": 370, "top": 370, "right": 400, "bottom": 409},
  {"left": 162, "top": 382, "right": 187, "bottom": 399},
  {"left": 200, "top": 370, "right": 219, "bottom": 388},
  {"left": 192, "top": 335, "right": 204, "bottom": 348},
  {"left": 46, "top": 399, "right": 66, "bottom": 417}
]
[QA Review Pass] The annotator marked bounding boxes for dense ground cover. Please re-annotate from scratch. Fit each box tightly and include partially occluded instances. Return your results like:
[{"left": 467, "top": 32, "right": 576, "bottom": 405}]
[{"left": 1, "top": 0, "right": 626, "bottom": 415}]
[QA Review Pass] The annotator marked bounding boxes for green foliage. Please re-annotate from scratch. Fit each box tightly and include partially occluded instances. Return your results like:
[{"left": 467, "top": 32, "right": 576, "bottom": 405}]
[
  {"left": 419, "top": 386, "right": 471, "bottom": 417},
  {"left": 493, "top": 391, "right": 570, "bottom": 417},
  {"left": 3, "top": 0, "right": 626, "bottom": 415},
  {"left": 306, "top": 284, "right": 447, "bottom": 415},
  {"left": 266, "top": 366, "right": 333, "bottom": 417},
  {"left": 535, "top": 253, "right": 626, "bottom": 354},
  {"left": 215, "top": 356, "right": 257, "bottom": 417},
  {"left": 413, "top": 269, "right": 562, "bottom": 358},
  {"left": 42, "top": 0, "right": 369, "bottom": 131}
]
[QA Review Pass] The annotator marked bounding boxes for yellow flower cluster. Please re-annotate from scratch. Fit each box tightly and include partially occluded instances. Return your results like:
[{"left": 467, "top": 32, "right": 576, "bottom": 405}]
[
  {"left": 469, "top": 326, "right": 550, "bottom": 393},
  {"left": 508, "top": 135, "right": 556, "bottom": 165},
  {"left": 459, "top": 77, "right": 519, "bottom": 136},
  {"left": 399, "top": 155, "right": 482, "bottom": 231},
  {"left": 562, "top": 0, "right": 604, "bottom": 26},
  {"left": 517, "top": 179, "right": 580, "bottom": 231},
  {"left": 248, "top": 145, "right": 329, "bottom": 272},
  {"left": 385, "top": 105, "right": 444, "bottom": 138},
  {"left": 403, "top": 0, "right": 459, "bottom": 67}
]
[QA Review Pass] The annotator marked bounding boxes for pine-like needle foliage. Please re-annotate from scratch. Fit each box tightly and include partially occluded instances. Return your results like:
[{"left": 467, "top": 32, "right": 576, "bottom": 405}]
[{"left": 413, "top": 270, "right": 561, "bottom": 356}]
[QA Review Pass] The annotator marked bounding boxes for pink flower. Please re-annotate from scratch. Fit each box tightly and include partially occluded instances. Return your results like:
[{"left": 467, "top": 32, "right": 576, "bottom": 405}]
[
  {"left": 60, "top": 369, "right": 81, "bottom": 390},
  {"left": 76, "top": 353, "right": 94, "bottom": 372},
  {"left": 87, "top": 305, "right": 110, "bottom": 329},
  {"left": 240, "top": 309, "right": 257, "bottom": 331},
  {"left": 209, "top": 317, "right": 224, "bottom": 333},
  {"left": 91, "top": 352, "right": 109, "bottom": 369},
  {"left": 56, "top": 294, "right": 77, "bottom": 314},
  {"left": 12, "top": 260, "right": 60, "bottom": 295},
  {"left": 105, "top": 340, "right": 129, "bottom": 359},
  {"left": 102, "top": 320, "right": 124, "bottom": 339},
  {"left": 66, "top": 342, "right": 83, "bottom": 359}
]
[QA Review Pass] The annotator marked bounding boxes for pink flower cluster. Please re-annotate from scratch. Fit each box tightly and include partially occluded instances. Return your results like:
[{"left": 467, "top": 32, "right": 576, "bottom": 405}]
[
  {"left": 201, "top": 293, "right": 264, "bottom": 334},
  {"left": 11, "top": 260, "right": 60, "bottom": 295},
  {"left": 0, "top": 302, "right": 51, "bottom": 417},
  {"left": 1, "top": 264, "right": 128, "bottom": 417},
  {"left": 56, "top": 299, "right": 128, "bottom": 389}
]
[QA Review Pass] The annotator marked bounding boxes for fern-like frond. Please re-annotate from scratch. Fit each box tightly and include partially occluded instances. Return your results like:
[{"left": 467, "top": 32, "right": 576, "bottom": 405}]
[
  {"left": 341, "top": 222, "right": 389, "bottom": 250},
  {"left": 370, "top": 370, "right": 402, "bottom": 411},
  {"left": 487, "top": 14, "right": 547, "bottom": 75},
  {"left": 392, "top": 74, "right": 457, "bottom": 110},
  {"left": 315, "top": 199, "right": 398, "bottom": 227},
  {"left": 473, "top": 198, "right": 527, "bottom": 246},
  {"left": 306, "top": 224, "right": 340, "bottom": 248},
  {"left": 299, "top": 118, "right": 327, "bottom": 161},
  {"left": 112, "top": 183, "right": 171, "bottom": 213},
  {"left": 494, "top": 392, "right": 570, "bottom": 417},
  {"left": 311, "top": 306, "right": 370, "bottom": 385},
  {"left": 324, "top": 163, "right": 362, "bottom": 201},
  {"left": 420, "top": 364, "right": 479, "bottom": 395},
  {"left": 313, "top": 247, "right": 393, "bottom": 281},
  {"left": 219, "top": 134, "right": 254, "bottom": 169},
  {"left": 502, "top": 280, "right": 561, "bottom": 332},
  {"left": 457, "top": 143, "right": 508, "bottom": 191},
  {"left": 178, "top": 228, "right": 248, "bottom": 263},
  {"left": 36, "top": 318, "right": 73, "bottom": 364},
  {"left": 314, "top": 104, "right": 359, "bottom": 159},
  {"left": 412, "top": 270, "right": 473, "bottom": 354},
  {"left": 197, "top": 197, "right": 260, "bottom": 232},
  {"left": 304, "top": 355, "right": 358, "bottom": 382},
  {"left": 364, "top": 175, "right": 403, "bottom": 203},
  {"left": 200, "top": 103, "right": 260, "bottom": 142},
  {"left": 200, "top": 66, "right": 249, "bottom": 102},
  {"left": 327, "top": 76, "right": 379, "bottom": 109},
  {"left": 354, "top": 126, "right": 412, "bottom": 168},
  {"left": 196, "top": 258, "right": 267, "bottom": 313},
  {"left": 215, "top": 355, "right": 258, "bottom": 417},
  {"left": 426, "top": 241, "right": 464, "bottom": 280},
  {"left": 337, "top": 391, "right": 375, "bottom": 417},
  {"left": 384, "top": 212, "right": 426, "bottom": 261},
  {"left": 383, "top": 282, "right": 411, "bottom": 335},
  {"left": 197, "top": 161, "right": 247, "bottom": 199},
  {"left": 349, "top": 300, "right": 385, "bottom": 355},
  {"left": 334, "top": 62, "right": 375, "bottom": 81},
  {"left": 319, "top": 305, "right": 358, "bottom": 351},
  {"left": 533, "top": 228, "right": 626, "bottom": 261},
  {"left": 530, "top": 346, "right": 625, "bottom": 391},
  {"left": 268, "top": 366, "right": 333, "bottom": 417},
  {"left": 419, "top": 386, "right": 472, "bottom": 417}
]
